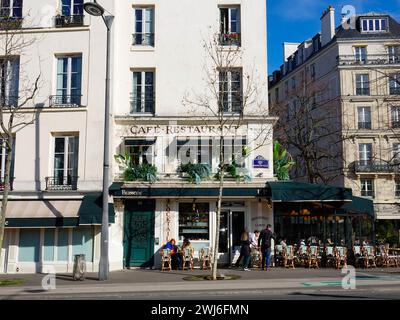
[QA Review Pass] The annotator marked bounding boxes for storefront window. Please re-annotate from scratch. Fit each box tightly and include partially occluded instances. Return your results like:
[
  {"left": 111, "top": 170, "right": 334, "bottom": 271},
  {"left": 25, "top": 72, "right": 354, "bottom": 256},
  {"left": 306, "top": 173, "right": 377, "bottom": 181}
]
[
  {"left": 18, "top": 229, "right": 40, "bottom": 262},
  {"left": 179, "top": 203, "right": 210, "bottom": 241},
  {"left": 72, "top": 227, "right": 94, "bottom": 262}
]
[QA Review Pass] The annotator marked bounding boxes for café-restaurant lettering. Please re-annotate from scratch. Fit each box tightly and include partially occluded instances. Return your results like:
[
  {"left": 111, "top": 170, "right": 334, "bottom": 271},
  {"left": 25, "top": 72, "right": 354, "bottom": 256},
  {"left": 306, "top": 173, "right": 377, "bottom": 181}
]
[{"left": 130, "top": 125, "right": 241, "bottom": 136}]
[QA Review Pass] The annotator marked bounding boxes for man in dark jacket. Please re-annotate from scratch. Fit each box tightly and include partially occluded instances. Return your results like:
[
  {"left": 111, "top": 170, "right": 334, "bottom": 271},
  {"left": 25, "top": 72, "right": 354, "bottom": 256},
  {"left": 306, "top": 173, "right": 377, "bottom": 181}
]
[{"left": 258, "top": 224, "right": 275, "bottom": 271}]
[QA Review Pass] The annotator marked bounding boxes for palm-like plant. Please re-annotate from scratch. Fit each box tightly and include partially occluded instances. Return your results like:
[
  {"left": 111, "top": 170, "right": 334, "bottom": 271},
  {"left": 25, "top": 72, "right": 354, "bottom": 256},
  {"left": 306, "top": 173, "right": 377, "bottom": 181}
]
[
  {"left": 114, "top": 153, "right": 157, "bottom": 183},
  {"left": 178, "top": 163, "right": 212, "bottom": 184},
  {"left": 273, "top": 141, "right": 295, "bottom": 181}
]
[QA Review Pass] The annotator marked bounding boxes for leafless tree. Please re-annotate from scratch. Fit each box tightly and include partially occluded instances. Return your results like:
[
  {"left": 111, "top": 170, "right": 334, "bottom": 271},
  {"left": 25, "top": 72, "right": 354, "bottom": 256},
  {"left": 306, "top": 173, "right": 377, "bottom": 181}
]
[
  {"left": 183, "top": 30, "right": 273, "bottom": 280},
  {"left": 0, "top": 18, "right": 42, "bottom": 261}
]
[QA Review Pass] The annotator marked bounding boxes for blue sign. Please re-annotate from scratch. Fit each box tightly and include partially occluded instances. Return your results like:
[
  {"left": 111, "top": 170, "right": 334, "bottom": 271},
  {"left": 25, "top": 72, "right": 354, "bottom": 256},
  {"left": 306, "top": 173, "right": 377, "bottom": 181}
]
[{"left": 252, "top": 156, "right": 269, "bottom": 169}]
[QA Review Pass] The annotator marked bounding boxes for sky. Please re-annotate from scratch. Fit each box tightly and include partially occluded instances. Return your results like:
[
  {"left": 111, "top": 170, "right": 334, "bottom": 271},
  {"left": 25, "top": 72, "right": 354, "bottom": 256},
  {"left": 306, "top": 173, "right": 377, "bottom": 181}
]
[{"left": 267, "top": 0, "right": 400, "bottom": 74}]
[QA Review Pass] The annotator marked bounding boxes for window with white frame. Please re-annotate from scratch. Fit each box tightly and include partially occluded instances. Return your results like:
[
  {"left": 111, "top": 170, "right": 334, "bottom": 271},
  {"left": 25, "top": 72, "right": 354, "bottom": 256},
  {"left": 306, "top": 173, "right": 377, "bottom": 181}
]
[
  {"left": 357, "top": 107, "right": 371, "bottom": 129},
  {"left": 219, "top": 69, "right": 242, "bottom": 113},
  {"left": 54, "top": 55, "right": 82, "bottom": 106},
  {"left": 0, "top": 138, "right": 15, "bottom": 187},
  {"left": 51, "top": 135, "right": 79, "bottom": 189},
  {"left": 0, "top": 57, "right": 19, "bottom": 107},
  {"left": 61, "top": 0, "right": 83, "bottom": 17},
  {"left": 124, "top": 139, "right": 155, "bottom": 166},
  {"left": 0, "top": 0, "right": 23, "bottom": 18},
  {"left": 356, "top": 74, "right": 370, "bottom": 96},
  {"left": 355, "top": 46, "right": 367, "bottom": 63},
  {"left": 177, "top": 138, "right": 212, "bottom": 166},
  {"left": 220, "top": 6, "right": 241, "bottom": 45},
  {"left": 393, "top": 143, "right": 400, "bottom": 163},
  {"left": 361, "top": 18, "right": 388, "bottom": 33},
  {"left": 360, "top": 178, "right": 374, "bottom": 198},
  {"left": 131, "top": 70, "right": 155, "bottom": 113},
  {"left": 133, "top": 7, "right": 154, "bottom": 46},
  {"left": 222, "top": 137, "right": 247, "bottom": 167},
  {"left": 391, "top": 107, "right": 400, "bottom": 128},
  {"left": 388, "top": 46, "right": 400, "bottom": 63},
  {"left": 389, "top": 74, "right": 400, "bottom": 95},
  {"left": 359, "top": 143, "right": 372, "bottom": 166},
  {"left": 395, "top": 179, "right": 400, "bottom": 198}
]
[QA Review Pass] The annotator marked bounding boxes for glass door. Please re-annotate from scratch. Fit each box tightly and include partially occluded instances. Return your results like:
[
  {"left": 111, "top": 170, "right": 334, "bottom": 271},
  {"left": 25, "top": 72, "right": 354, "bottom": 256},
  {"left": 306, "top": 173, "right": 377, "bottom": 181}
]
[{"left": 218, "top": 210, "right": 245, "bottom": 264}]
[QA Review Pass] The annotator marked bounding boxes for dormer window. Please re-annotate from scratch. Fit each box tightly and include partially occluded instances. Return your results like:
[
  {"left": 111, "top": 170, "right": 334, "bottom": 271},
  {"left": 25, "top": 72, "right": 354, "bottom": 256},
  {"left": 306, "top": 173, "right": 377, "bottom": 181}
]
[{"left": 361, "top": 17, "right": 388, "bottom": 33}]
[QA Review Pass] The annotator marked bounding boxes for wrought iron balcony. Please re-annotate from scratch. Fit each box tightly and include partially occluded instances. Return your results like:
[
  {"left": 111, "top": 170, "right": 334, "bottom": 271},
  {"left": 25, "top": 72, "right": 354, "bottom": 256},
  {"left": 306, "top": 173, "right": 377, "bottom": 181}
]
[
  {"left": 219, "top": 33, "right": 241, "bottom": 46},
  {"left": 0, "top": 177, "right": 14, "bottom": 191},
  {"left": 338, "top": 54, "right": 400, "bottom": 66},
  {"left": 354, "top": 161, "right": 400, "bottom": 173},
  {"left": 54, "top": 15, "right": 84, "bottom": 28},
  {"left": 132, "top": 33, "right": 154, "bottom": 46},
  {"left": 130, "top": 94, "right": 155, "bottom": 114},
  {"left": 45, "top": 176, "right": 78, "bottom": 191},
  {"left": 0, "top": 16, "right": 23, "bottom": 30},
  {"left": 49, "top": 95, "right": 82, "bottom": 108}
]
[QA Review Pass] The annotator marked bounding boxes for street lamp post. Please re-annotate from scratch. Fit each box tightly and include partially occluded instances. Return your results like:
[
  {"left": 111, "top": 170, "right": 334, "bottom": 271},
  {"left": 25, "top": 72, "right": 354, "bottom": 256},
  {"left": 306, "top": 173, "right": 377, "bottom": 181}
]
[{"left": 84, "top": 0, "right": 114, "bottom": 281}]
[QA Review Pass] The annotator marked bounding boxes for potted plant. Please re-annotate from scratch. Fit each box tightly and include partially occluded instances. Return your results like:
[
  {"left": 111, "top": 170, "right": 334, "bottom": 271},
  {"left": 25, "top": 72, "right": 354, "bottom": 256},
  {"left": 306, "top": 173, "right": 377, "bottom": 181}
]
[
  {"left": 114, "top": 153, "right": 157, "bottom": 183},
  {"left": 177, "top": 163, "right": 211, "bottom": 184}
]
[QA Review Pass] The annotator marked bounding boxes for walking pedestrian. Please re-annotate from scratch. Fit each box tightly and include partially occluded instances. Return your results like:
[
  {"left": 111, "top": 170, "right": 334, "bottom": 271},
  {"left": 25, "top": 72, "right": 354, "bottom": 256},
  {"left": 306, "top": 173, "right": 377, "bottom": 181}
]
[
  {"left": 258, "top": 224, "right": 276, "bottom": 271},
  {"left": 240, "top": 232, "right": 251, "bottom": 271}
]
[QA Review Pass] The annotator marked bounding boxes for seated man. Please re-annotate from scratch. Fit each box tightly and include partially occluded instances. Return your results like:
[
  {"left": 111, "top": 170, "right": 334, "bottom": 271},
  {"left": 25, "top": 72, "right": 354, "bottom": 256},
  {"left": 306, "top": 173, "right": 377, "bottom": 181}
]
[{"left": 164, "top": 239, "right": 181, "bottom": 270}]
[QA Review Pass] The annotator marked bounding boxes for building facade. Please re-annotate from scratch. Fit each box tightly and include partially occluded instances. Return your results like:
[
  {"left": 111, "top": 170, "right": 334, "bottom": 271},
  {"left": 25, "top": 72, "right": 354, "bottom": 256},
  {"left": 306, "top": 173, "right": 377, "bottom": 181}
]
[
  {"left": 269, "top": 7, "right": 400, "bottom": 234},
  {"left": 1, "top": 0, "right": 275, "bottom": 273}
]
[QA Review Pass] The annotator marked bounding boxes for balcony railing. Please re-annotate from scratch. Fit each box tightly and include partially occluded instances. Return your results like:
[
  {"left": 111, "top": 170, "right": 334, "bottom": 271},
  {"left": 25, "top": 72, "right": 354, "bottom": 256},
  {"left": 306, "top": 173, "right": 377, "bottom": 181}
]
[
  {"left": 0, "top": 177, "right": 14, "bottom": 191},
  {"left": 130, "top": 94, "right": 155, "bottom": 114},
  {"left": 49, "top": 95, "right": 82, "bottom": 108},
  {"left": 338, "top": 54, "right": 400, "bottom": 66},
  {"left": 132, "top": 33, "right": 154, "bottom": 46},
  {"left": 354, "top": 161, "right": 400, "bottom": 173},
  {"left": 219, "top": 33, "right": 241, "bottom": 46},
  {"left": 54, "top": 15, "right": 84, "bottom": 28},
  {"left": 45, "top": 176, "right": 78, "bottom": 191},
  {"left": 358, "top": 122, "right": 371, "bottom": 130},
  {"left": 0, "top": 16, "right": 23, "bottom": 30}
]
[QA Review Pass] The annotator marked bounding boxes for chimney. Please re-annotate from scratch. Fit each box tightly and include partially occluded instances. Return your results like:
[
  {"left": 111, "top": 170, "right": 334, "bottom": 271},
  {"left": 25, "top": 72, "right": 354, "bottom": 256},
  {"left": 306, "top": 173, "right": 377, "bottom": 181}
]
[{"left": 320, "top": 6, "right": 335, "bottom": 47}]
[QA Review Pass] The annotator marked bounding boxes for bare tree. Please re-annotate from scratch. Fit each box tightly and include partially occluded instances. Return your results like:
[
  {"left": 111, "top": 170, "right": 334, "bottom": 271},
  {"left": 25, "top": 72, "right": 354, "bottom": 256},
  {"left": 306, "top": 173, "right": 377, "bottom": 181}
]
[
  {"left": 271, "top": 79, "right": 354, "bottom": 185},
  {"left": 0, "top": 18, "right": 41, "bottom": 261},
  {"left": 183, "top": 30, "right": 273, "bottom": 280}
]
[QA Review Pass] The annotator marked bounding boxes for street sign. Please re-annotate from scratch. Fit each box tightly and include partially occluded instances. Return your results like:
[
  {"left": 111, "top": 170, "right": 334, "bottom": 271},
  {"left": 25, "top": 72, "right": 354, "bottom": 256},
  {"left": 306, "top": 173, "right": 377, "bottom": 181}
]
[{"left": 252, "top": 155, "right": 269, "bottom": 169}]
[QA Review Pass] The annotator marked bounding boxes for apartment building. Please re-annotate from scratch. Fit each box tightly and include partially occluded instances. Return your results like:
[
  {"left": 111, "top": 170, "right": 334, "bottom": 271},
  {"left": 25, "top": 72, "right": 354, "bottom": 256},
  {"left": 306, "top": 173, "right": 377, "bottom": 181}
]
[
  {"left": 269, "top": 7, "right": 400, "bottom": 229},
  {"left": 0, "top": 0, "right": 114, "bottom": 273},
  {"left": 1, "top": 0, "right": 274, "bottom": 273}
]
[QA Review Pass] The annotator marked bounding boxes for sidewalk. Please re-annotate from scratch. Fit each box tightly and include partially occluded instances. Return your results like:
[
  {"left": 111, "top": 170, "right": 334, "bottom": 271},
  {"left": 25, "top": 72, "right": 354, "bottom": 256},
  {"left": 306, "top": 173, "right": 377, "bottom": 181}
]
[{"left": 1, "top": 267, "right": 400, "bottom": 298}]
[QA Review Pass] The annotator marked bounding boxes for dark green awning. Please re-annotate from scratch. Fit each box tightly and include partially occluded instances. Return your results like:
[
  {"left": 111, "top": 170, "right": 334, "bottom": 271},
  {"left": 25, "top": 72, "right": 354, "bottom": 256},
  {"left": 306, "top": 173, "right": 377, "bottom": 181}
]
[
  {"left": 6, "top": 217, "right": 79, "bottom": 228},
  {"left": 266, "top": 181, "right": 353, "bottom": 202},
  {"left": 78, "top": 194, "right": 115, "bottom": 225},
  {"left": 341, "top": 196, "right": 375, "bottom": 218}
]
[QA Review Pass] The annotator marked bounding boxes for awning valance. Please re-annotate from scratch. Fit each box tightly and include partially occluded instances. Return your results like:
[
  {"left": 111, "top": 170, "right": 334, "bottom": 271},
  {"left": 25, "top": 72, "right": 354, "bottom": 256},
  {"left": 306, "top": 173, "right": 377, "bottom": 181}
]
[
  {"left": 340, "top": 196, "right": 375, "bottom": 218},
  {"left": 266, "top": 181, "right": 353, "bottom": 202},
  {"left": 78, "top": 194, "right": 115, "bottom": 225}
]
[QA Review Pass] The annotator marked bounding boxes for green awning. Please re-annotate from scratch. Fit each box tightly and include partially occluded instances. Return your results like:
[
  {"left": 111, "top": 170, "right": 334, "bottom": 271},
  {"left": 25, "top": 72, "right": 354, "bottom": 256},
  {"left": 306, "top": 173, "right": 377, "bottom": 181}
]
[
  {"left": 266, "top": 181, "right": 353, "bottom": 202},
  {"left": 78, "top": 194, "right": 115, "bottom": 225},
  {"left": 341, "top": 196, "right": 375, "bottom": 218},
  {"left": 5, "top": 217, "right": 79, "bottom": 228}
]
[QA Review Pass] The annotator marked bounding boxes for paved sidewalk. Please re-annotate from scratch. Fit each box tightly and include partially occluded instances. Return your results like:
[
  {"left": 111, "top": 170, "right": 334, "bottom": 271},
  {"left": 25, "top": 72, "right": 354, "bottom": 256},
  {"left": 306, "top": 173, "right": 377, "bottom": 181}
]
[{"left": 1, "top": 267, "right": 400, "bottom": 298}]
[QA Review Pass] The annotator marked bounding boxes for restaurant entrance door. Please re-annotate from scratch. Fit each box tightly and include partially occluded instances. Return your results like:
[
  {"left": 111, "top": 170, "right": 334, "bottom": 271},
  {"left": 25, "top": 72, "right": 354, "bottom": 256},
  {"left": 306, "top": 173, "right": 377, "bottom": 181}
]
[{"left": 218, "top": 210, "right": 245, "bottom": 264}]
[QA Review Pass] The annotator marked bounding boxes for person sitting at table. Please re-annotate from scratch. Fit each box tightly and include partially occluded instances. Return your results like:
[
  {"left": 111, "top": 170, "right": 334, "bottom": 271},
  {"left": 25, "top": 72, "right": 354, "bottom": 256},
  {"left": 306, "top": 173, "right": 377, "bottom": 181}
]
[{"left": 164, "top": 239, "right": 181, "bottom": 270}]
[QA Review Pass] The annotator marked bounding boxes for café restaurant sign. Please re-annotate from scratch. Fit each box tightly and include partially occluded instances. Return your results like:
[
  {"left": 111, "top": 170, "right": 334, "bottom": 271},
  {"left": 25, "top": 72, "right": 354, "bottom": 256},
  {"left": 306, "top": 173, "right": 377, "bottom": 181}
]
[{"left": 129, "top": 125, "right": 245, "bottom": 136}]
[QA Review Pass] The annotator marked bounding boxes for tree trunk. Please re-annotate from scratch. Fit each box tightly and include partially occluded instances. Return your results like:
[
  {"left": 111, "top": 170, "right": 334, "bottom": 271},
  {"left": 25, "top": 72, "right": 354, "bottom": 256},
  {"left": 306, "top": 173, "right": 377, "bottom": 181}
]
[{"left": 0, "top": 136, "right": 14, "bottom": 263}]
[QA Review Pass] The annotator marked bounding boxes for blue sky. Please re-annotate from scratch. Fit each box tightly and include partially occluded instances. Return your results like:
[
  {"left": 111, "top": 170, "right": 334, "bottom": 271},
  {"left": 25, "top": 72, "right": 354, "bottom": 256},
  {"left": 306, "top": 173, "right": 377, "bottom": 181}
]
[{"left": 267, "top": 0, "right": 400, "bottom": 74}]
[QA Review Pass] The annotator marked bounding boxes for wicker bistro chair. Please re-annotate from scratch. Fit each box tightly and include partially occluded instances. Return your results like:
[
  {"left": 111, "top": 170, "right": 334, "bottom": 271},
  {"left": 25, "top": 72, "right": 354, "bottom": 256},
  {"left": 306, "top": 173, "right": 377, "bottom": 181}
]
[
  {"left": 307, "top": 246, "right": 320, "bottom": 268},
  {"left": 325, "top": 246, "right": 336, "bottom": 268},
  {"left": 376, "top": 245, "right": 389, "bottom": 267},
  {"left": 363, "top": 246, "right": 376, "bottom": 268},
  {"left": 274, "top": 245, "right": 284, "bottom": 267},
  {"left": 297, "top": 245, "right": 309, "bottom": 267},
  {"left": 284, "top": 245, "right": 296, "bottom": 269},
  {"left": 199, "top": 247, "right": 213, "bottom": 270},
  {"left": 353, "top": 245, "right": 366, "bottom": 268},
  {"left": 160, "top": 249, "right": 172, "bottom": 271},
  {"left": 251, "top": 248, "right": 262, "bottom": 268},
  {"left": 335, "top": 246, "right": 347, "bottom": 269},
  {"left": 387, "top": 246, "right": 400, "bottom": 268},
  {"left": 181, "top": 247, "right": 194, "bottom": 271}
]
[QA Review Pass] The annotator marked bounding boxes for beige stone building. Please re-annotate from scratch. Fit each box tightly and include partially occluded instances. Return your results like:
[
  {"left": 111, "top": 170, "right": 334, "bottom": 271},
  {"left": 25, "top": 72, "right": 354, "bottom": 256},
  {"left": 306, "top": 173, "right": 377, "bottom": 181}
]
[{"left": 269, "top": 7, "right": 400, "bottom": 227}]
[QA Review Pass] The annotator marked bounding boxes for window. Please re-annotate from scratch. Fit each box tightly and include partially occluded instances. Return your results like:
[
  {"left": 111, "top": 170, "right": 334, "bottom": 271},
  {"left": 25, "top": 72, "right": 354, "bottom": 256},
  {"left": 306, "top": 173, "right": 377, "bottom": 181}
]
[
  {"left": 0, "top": 57, "right": 19, "bottom": 107},
  {"left": 393, "top": 144, "right": 400, "bottom": 163},
  {"left": 18, "top": 229, "right": 40, "bottom": 262},
  {"left": 179, "top": 203, "right": 210, "bottom": 241},
  {"left": 219, "top": 69, "right": 242, "bottom": 113},
  {"left": 57, "top": 228, "right": 69, "bottom": 261},
  {"left": 360, "top": 179, "right": 374, "bottom": 198},
  {"left": 391, "top": 107, "right": 400, "bottom": 128},
  {"left": 274, "top": 87, "right": 279, "bottom": 101},
  {"left": 396, "top": 180, "right": 400, "bottom": 198},
  {"left": 284, "top": 81, "right": 289, "bottom": 95},
  {"left": 72, "top": 227, "right": 93, "bottom": 262},
  {"left": 291, "top": 77, "right": 296, "bottom": 89},
  {"left": 222, "top": 137, "right": 247, "bottom": 167},
  {"left": 0, "top": 138, "right": 15, "bottom": 189},
  {"left": 388, "top": 46, "right": 400, "bottom": 63},
  {"left": 133, "top": 7, "right": 154, "bottom": 46},
  {"left": 220, "top": 6, "right": 241, "bottom": 46},
  {"left": 310, "top": 64, "right": 316, "bottom": 81},
  {"left": 359, "top": 143, "right": 372, "bottom": 166},
  {"left": 356, "top": 74, "right": 370, "bottom": 96},
  {"left": 177, "top": 138, "right": 212, "bottom": 166},
  {"left": 355, "top": 46, "right": 367, "bottom": 63},
  {"left": 51, "top": 135, "right": 79, "bottom": 190},
  {"left": 131, "top": 71, "right": 155, "bottom": 113},
  {"left": 361, "top": 18, "right": 388, "bottom": 33},
  {"left": 0, "top": 0, "right": 23, "bottom": 18},
  {"left": 54, "top": 55, "right": 82, "bottom": 106},
  {"left": 389, "top": 74, "right": 400, "bottom": 95},
  {"left": 43, "top": 229, "right": 55, "bottom": 261},
  {"left": 357, "top": 107, "right": 371, "bottom": 129},
  {"left": 125, "top": 139, "right": 155, "bottom": 165},
  {"left": 55, "top": 0, "right": 84, "bottom": 27}
]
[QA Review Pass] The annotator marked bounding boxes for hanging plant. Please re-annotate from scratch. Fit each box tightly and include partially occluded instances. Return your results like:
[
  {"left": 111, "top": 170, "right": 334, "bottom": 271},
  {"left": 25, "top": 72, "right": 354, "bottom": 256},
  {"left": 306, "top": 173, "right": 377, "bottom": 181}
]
[
  {"left": 177, "top": 163, "right": 212, "bottom": 184},
  {"left": 273, "top": 141, "right": 295, "bottom": 181},
  {"left": 114, "top": 153, "right": 157, "bottom": 183}
]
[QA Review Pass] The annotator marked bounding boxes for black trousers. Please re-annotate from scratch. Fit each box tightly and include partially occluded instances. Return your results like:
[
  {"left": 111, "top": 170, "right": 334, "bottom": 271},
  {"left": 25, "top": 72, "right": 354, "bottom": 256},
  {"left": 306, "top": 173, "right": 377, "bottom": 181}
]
[{"left": 235, "top": 253, "right": 244, "bottom": 267}]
